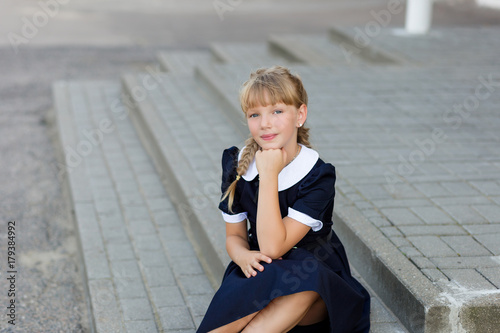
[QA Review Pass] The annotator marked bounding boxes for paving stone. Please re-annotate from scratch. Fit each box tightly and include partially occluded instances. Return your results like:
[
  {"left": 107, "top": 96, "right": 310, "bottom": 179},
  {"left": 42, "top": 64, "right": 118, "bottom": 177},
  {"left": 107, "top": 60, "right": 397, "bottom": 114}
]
[
  {"left": 431, "top": 196, "right": 492, "bottom": 206},
  {"left": 440, "top": 181, "right": 482, "bottom": 197},
  {"left": 134, "top": 234, "right": 164, "bottom": 251},
  {"left": 150, "top": 286, "right": 186, "bottom": 308},
  {"left": 472, "top": 204, "right": 500, "bottom": 223},
  {"left": 158, "top": 306, "right": 195, "bottom": 330},
  {"left": 178, "top": 275, "right": 214, "bottom": 296},
  {"left": 146, "top": 196, "right": 175, "bottom": 212},
  {"left": 477, "top": 267, "right": 500, "bottom": 288},
  {"left": 138, "top": 250, "right": 170, "bottom": 268},
  {"left": 125, "top": 320, "right": 159, "bottom": 333},
  {"left": 430, "top": 256, "right": 499, "bottom": 269},
  {"left": 128, "top": 218, "right": 158, "bottom": 236},
  {"left": 474, "top": 234, "right": 500, "bottom": 255},
  {"left": 442, "top": 269, "right": 497, "bottom": 291},
  {"left": 389, "top": 237, "right": 411, "bottom": 248},
  {"left": 398, "top": 246, "right": 422, "bottom": 258},
  {"left": 88, "top": 279, "right": 125, "bottom": 332},
  {"left": 470, "top": 180, "right": 500, "bottom": 196},
  {"left": 413, "top": 182, "right": 450, "bottom": 197},
  {"left": 441, "top": 236, "right": 492, "bottom": 257},
  {"left": 111, "top": 259, "right": 143, "bottom": 282},
  {"left": 464, "top": 224, "right": 500, "bottom": 235},
  {"left": 440, "top": 205, "right": 488, "bottom": 224},
  {"left": 158, "top": 225, "right": 189, "bottom": 242},
  {"left": 407, "top": 236, "right": 456, "bottom": 257},
  {"left": 398, "top": 225, "right": 466, "bottom": 237},
  {"left": 409, "top": 206, "right": 454, "bottom": 225},
  {"left": 143, "top": 265, "right": 177, "bottom": 287},
  {"left": 170, "top": 256, "right": 205, "bottom": 277},
  {"left": 107, "top": 242, "right": 136, "bottom": 261},
  {"left": 123, "top": 205, "right": 152, "bottom": 220},
  {"left": 152, "top": 209, "right": 180, "bottom": 227},
  {"left": 380, "top": 208, "right": 424, "bottom": 226},
  {"left": 410, "top": 257, "right": 435, "bottom": 270},
  {"left": 116, "top": 277, "right": 148, "bottom": 300},
  {"left": 185, "top": 294, "right": 214, "bottom": 317},
  {"left": 164, "top": 241, "right": 198, "bottom": 258},
  {"left": 421, "top": 268, "right": 449, "bottom": 283},
  {"left": 120, "top": 297, "right": 155, "bottom": 321},
  {"left": 84, "top": 249, "right": 112, "bottom": 280}
]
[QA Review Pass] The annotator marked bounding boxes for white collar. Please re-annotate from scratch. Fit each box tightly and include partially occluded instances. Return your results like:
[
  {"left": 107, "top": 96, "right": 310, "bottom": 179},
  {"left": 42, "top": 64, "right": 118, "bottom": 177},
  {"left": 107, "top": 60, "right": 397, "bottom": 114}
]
[{"left": 238, "top": 144, "right": 319, "bottom": 191}]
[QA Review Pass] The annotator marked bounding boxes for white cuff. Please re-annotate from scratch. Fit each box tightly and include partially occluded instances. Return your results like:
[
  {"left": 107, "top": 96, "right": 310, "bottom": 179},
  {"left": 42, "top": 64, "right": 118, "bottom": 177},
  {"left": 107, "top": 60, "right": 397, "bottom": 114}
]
[
  {"left": 222, "top": 212, "right": 248, "bottom": 223},
  {"left": 287, "top": 208, "right": 323, "bottom": 232}
]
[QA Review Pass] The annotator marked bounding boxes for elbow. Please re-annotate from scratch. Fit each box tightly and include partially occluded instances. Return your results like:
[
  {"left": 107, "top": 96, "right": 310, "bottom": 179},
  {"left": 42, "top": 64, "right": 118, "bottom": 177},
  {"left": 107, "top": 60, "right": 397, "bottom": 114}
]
[{"left": 259, "top": 245, "right": 283, "bottom": 260}]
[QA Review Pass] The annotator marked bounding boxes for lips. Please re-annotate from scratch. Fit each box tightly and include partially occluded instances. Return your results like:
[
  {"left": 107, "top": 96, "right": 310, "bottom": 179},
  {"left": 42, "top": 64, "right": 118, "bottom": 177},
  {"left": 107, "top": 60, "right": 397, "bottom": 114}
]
[{"left": 261, "top": 134, "right": 277, "bottom": 141}]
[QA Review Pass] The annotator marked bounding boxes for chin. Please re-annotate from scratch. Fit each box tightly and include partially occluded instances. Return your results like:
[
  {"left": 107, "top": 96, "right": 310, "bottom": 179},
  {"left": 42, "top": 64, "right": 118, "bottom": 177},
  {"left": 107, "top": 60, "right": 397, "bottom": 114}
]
[{"left": 259, "top": 142, "right": 282, "bottom": 150}]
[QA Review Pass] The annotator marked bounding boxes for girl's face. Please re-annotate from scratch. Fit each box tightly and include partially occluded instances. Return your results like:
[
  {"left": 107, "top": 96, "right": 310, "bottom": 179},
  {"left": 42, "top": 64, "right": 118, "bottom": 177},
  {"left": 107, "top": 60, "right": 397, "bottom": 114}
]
[{"left": 246, "top": 100, "right": 307, "bottom": 154}]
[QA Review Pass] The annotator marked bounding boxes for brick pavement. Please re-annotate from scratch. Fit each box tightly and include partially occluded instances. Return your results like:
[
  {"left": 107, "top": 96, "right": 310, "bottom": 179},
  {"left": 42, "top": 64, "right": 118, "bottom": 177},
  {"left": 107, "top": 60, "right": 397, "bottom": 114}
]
[{"left": 54, "top": 81, "right": 213, "bottom": 332}]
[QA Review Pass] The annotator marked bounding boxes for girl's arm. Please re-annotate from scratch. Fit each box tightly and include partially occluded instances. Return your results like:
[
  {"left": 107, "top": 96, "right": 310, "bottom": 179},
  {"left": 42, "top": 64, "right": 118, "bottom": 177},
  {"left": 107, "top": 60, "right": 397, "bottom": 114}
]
[
  {"left": 226, "top": 221, "right": 272, "bottom": 278},
  {"left": 256, "top": 149, "right": 311, "bottom": 259}
]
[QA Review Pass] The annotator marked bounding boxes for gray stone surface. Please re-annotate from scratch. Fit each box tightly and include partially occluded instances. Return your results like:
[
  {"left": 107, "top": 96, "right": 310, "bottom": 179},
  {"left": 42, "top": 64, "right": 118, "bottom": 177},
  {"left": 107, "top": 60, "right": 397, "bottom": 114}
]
[{"left": 53, "top": 81, "right": 214, "bottom": 332}]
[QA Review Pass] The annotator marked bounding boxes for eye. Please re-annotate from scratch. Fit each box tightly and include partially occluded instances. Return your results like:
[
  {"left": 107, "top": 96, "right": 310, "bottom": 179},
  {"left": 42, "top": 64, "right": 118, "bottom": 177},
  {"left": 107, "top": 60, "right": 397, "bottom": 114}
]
[
  {"left": 273, "top": 109, "right": 283, "bottom": 114},
  {"left": 248, "top": 113, "right": 258, "bottom": 118}
]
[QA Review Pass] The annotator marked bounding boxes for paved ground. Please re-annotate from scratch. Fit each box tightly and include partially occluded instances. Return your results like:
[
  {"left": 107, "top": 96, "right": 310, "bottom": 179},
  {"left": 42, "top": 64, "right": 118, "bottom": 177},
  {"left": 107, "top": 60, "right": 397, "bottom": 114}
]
[{"left": 0, "top": 0, "right": 499, "bottom": 332}]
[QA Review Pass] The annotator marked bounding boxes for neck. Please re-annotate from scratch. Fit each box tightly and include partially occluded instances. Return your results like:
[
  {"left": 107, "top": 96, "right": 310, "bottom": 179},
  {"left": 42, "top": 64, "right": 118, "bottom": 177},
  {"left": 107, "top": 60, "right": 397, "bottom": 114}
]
[{"left": 285, "top": 144, "right": 301, "bottom": 167}]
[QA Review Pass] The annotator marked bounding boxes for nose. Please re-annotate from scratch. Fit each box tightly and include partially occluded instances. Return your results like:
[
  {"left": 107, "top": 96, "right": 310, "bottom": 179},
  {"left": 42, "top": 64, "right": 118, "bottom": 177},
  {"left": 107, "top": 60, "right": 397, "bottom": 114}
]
[{"left": 260, "top": 114, "right": 271, "bottom": 128}]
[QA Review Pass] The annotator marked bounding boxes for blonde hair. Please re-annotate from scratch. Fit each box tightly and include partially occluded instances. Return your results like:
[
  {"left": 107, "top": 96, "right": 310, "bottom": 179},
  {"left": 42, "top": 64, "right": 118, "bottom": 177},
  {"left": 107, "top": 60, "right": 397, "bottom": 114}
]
[{"left": 222, "top": 66, "right": 311, "bottom": 212}]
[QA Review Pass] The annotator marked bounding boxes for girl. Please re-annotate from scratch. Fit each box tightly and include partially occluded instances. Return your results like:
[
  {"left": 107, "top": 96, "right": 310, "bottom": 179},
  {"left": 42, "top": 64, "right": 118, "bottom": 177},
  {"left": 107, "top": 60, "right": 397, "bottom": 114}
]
[{"left": 198, "top": 66, "right": 370, "bottom": 333}]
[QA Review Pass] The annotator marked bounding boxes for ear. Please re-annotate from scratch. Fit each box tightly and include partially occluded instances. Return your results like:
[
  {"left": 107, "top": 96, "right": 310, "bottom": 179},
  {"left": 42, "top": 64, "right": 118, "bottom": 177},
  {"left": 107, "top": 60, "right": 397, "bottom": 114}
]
[{"left": 297, "top": 104, "right": 308, "bottom": 127}]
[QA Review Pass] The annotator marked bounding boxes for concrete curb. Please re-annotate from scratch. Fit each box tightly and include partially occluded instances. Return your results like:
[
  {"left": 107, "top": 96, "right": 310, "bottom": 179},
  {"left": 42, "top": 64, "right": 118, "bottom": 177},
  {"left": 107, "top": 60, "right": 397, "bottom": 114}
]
[
  {"left": 52, "top": 81, "right": 97, "bottom": 333},
  {"left": 328, "top": 26, "right": 405, "bottom": 65}
]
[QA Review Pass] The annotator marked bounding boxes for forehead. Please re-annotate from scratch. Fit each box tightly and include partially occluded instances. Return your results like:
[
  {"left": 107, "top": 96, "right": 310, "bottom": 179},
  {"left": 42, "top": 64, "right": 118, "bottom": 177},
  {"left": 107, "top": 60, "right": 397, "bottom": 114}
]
[{"left": 247, "top": 102, "right": 293, "bottom": 113}]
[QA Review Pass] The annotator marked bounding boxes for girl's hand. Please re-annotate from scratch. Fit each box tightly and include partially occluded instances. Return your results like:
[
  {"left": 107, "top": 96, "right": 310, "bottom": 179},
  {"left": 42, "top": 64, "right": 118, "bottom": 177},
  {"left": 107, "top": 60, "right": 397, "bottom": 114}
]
[
  {"left": 255, "top": 148, "right": 287, "bottom": 178},
  {"left": 235, "top": 250, "right": 273, "bottom": 278}
]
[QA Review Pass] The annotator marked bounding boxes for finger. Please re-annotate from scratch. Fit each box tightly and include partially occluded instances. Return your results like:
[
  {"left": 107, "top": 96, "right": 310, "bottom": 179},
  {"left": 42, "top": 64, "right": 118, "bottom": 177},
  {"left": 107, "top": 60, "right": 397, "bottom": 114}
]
[
  {"left": 247, "top": 266, "right": 257, "bottom": 278},
  {"left": 259, "top": 254, "right": 272, "bottom": 264},
  {"left": 252, "top": 261, "right": 264, "bottom": 272}
]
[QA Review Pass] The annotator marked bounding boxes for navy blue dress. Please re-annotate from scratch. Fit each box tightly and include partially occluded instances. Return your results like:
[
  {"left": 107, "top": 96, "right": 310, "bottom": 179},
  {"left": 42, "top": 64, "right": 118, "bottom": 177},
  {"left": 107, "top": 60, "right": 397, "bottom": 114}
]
[{"left": 197, "top": 145, "right": 370, "bottom": 333}]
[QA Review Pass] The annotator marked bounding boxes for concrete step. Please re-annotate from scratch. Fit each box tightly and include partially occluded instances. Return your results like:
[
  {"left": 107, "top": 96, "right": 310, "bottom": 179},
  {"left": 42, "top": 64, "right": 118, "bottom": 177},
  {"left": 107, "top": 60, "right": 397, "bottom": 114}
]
[
  {"left": 123, "top": 69, "right": 410, "bottom": 332},
  {"left": 328, "top": 26, "right": 500, "bottom": 67},
  {"left": 157, "top": 50, "right": 215, "bottom": 74},
  {"left": 52, "top": 80, "right": 214, "bottom": 332},
  {"left": 210, "top": 41, "right": 294, "bottom": 67},
  {"left": 269, "top": 32, "right": 370, "bottom": 67}
]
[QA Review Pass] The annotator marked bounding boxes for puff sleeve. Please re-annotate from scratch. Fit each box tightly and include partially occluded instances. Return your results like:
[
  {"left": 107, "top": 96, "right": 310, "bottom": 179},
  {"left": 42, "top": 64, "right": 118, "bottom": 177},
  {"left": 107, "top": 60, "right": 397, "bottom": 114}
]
[
  {"left": 288, "top": 163, "right": 336, "bottom": 232},
  {"left": 218, "top": 146, "right": 248, "bottom": 223}
]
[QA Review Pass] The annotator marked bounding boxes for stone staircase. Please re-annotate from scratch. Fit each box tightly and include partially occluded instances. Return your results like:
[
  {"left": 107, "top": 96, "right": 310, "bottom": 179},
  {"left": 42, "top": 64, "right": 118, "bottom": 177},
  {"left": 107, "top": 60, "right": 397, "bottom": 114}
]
[{"left": 53, "top": 26, "right": 500, "bottom": 332}]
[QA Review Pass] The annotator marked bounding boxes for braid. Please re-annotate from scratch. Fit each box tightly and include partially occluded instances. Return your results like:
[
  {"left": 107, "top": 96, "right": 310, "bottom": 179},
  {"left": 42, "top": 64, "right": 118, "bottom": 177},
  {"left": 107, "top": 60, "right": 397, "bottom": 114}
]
[
  {"left": 221, "top": 137, "right": 260, "bottom": 212},
  {"left": 297, "top": 126, "right": 311, "bottom": 148}
]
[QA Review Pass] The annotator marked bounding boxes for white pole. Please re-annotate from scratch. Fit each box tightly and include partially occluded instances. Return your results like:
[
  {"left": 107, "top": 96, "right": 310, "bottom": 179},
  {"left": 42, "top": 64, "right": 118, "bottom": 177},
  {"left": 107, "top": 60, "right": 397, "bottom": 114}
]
[{"left": 405, "top": 0, "right": 433, "bottom": 34}]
